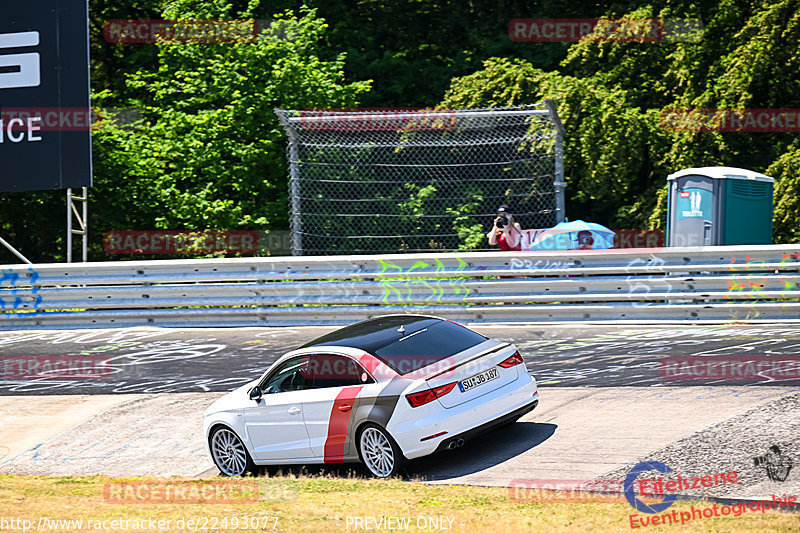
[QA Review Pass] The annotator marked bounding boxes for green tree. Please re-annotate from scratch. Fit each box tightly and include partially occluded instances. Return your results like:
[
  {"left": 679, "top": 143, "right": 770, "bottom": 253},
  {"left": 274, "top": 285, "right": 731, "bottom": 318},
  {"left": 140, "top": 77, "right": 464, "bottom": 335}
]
[
  {"left": 440, "top": 1, "right": 800, "bottom": 238},
  {"left": 89, "top": 5, "right": 370, "bottom": 258}
]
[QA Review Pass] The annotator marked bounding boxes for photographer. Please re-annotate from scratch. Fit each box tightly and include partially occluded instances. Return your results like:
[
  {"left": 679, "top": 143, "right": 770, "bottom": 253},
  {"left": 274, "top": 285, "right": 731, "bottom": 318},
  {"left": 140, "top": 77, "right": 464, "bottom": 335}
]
[
  {"left": 487, "top": 206, "right": 522, "bottom": 251},
  {"left": 577, "top": 230, "right": 594, "bottom": 250}
]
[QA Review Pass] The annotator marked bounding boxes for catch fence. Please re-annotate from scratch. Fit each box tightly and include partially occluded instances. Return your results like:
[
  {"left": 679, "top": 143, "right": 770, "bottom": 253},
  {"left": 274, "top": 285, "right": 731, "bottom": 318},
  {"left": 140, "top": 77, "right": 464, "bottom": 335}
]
[{"left": 275, "top": 103, "right": 565, "bottom": 255}]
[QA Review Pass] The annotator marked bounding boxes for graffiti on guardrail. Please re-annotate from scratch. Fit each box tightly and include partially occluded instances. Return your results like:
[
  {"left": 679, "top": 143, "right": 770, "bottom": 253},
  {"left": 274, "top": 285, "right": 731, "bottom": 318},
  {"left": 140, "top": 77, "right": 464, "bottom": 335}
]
[
  {"left": 377, "top": 257, "right": 470, "bottom": 303},
  {"left": 624, "top": 256, "right": 674, "bottom": 307},
  {"left": 509, "top": 258, "right": 573, "bottom": 271},
  {"left": 726, "top": 255, "right": 770, "bottom": 307},
  {"left": 726, "top": 253, "right": 800, "bottom": 295},
  {"left": 722, "top": 253, "right": 800, "bottom": 319},
  {"left": 0, "top": 267, "right": 41, "bottom": 312}
]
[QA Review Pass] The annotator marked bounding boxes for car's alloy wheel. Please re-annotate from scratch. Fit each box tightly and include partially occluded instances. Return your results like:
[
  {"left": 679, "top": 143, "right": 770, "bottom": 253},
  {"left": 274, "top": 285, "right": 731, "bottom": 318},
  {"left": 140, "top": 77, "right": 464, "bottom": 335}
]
[
  {"left": 359, "top": 425, "right": 402, "bottom": 477},
  {"left": 210, "top": 427, "right": 254, "bottom": 476}
]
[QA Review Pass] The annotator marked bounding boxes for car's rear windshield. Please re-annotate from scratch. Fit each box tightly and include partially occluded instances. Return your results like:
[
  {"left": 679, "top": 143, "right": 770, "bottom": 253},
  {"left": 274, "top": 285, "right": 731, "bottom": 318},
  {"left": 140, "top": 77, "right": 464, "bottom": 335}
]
[{"left": 301, "top": 316, "right": 488, "bottom": 375}]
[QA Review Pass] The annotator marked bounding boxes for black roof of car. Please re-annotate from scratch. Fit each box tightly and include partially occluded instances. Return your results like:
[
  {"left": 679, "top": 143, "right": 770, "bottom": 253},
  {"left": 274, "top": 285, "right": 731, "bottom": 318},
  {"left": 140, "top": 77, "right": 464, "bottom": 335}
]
[
  {"left": 301, "top": 315, "right": 440, "bottom": 353},
  {"left": 300, "top": 315, "right": 489, "bottom": 374}
]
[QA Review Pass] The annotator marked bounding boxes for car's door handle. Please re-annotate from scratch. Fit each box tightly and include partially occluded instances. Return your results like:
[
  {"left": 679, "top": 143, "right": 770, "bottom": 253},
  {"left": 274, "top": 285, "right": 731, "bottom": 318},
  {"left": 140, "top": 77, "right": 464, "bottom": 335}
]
[
  {"left": 337, "top": 403, "right": 352, "bottom": 412},
  {"left": 288, "top": 407, "right": 301, "bottom": 415}
]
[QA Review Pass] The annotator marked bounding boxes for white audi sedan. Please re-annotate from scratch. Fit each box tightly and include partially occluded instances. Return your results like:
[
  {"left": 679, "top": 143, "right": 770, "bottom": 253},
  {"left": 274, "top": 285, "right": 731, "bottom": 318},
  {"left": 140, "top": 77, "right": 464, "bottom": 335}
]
[{"left": 203, "top": 315, "right": 539, "bottom": 477}]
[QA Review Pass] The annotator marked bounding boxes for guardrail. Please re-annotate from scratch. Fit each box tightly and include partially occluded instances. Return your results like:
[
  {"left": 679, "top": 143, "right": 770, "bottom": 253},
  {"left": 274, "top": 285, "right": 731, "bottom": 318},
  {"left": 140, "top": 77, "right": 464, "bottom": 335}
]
[{"left": 1, "top": 244, "right": 800, "bottom": 329}]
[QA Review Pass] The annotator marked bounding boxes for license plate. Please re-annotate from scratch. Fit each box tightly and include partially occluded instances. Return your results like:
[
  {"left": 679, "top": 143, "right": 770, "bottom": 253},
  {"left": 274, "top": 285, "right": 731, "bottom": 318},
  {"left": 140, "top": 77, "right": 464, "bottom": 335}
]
[{"left": 458, "top": 368, "right": 499, "bottom": 393}]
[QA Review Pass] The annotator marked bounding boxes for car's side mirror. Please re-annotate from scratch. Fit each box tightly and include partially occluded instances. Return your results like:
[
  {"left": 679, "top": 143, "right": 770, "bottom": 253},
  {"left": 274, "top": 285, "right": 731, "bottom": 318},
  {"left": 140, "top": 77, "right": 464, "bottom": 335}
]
[{"left": 249, "top": 387, "right": 263, "bottom": 402}]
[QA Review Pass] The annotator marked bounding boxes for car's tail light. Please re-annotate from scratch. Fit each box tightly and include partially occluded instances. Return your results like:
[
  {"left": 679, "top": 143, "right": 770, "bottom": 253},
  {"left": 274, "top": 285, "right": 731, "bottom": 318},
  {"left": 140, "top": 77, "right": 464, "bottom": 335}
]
[
  {"left": 499, "top": 351, "right": 524, "bottom": 368},
  {"left": 406, "top": 382, "right": 457, "bottom": 407}
]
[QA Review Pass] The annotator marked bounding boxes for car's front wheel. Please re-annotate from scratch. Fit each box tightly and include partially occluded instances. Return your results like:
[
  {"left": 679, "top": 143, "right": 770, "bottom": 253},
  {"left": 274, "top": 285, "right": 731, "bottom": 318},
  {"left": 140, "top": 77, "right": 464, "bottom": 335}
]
[
  {"left": 358, "top": 424, "right": 404, "bottom": 478},
  {"left": 210, "top": 426, "right": 256, "bottom": 476}
]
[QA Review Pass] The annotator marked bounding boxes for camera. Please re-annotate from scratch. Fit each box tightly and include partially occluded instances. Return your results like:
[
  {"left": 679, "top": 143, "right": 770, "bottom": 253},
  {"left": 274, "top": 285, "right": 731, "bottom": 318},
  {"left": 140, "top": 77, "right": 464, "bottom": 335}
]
[
  {"left": 496, "top": 214, "right": 509, "bottom": 228},
  {"left": 752, "top": 445, "right": 793, "bottom": 482}
]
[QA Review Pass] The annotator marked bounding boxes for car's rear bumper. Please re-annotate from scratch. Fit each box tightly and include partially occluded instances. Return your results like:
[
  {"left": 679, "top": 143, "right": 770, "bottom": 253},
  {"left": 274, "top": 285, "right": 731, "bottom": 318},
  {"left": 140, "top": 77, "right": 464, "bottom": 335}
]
[
  {"left": 432, "top": 397, "right": 539, "bottom": 453},
  {"left": 393, "top": 373, "right": 539, "bottom": 459}
]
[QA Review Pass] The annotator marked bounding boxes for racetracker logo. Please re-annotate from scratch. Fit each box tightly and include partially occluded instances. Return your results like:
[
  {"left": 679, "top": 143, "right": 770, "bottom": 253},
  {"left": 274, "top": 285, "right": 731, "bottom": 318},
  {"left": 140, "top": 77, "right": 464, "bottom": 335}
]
[
  {"left": 0, "top": 108, "right": 97, "bottom": 136},
  {"left": 508, "top": 18, "right": 702, "bottom": 43},
  {"left": 103, "top": 481, "right": 259, "bottom": 504},
  {"left": 296, "top": 108, "right": 457, "bottom": 132},
  {"left": 660, "top": 357, "right": 800, "bottom": 381},
  {"left": 614, "top": 230, "right": 665, "bottom": 248},
  {"left": 660, "top": 109, "right": 800, "bottom": 132},
  {"left": 103, "top": 20, "right": 259, "bottom": 43},
  {"left": 359, "top": 355, "right": 458, "bottom": 380},
  {"left": 103, "top": 230, "right": 260, "bottom": 255},
  {"left": 0, "top": 355, "right": 111, "bottom": 380},
  {"left": 508, "top": 478, "right": 626, "bottom": 502}
]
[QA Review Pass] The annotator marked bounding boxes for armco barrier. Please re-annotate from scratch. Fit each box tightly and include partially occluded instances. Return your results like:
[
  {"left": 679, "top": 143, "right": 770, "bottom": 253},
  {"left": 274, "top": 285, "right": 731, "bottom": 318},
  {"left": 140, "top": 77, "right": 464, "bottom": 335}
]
[{"left": 1, "top": 244, "right": 800, "bottom": 329}]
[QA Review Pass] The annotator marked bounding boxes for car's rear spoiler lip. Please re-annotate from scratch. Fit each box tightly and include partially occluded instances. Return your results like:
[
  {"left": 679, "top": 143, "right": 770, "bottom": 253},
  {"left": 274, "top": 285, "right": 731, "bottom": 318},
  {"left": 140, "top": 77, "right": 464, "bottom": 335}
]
[{"left": 423, "top": 342, "right": 512, "bottom": 381}]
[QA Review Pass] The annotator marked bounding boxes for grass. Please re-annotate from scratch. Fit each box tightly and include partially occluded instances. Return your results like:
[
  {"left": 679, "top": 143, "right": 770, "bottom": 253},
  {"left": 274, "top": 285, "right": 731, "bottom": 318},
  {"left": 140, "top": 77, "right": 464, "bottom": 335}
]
[{"left": 0, "top": 474, "right": 797, "bottom": 532}]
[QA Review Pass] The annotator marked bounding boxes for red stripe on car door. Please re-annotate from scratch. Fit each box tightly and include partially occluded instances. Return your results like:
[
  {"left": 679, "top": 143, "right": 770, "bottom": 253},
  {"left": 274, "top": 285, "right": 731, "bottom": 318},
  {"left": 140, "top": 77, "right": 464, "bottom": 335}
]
[{"left": 323, "top": 386, "right": 363, "bottom": 463}]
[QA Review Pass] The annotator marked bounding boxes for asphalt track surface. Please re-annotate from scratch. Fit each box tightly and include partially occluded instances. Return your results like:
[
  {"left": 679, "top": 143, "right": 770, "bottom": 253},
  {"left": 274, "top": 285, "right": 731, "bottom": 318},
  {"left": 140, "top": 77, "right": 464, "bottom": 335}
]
[
  {"left": 1, "top": 324, "right": 798, "bottom": 502},
  {"left": 2, "top": 324, "right": 800, "bottom": 394}
]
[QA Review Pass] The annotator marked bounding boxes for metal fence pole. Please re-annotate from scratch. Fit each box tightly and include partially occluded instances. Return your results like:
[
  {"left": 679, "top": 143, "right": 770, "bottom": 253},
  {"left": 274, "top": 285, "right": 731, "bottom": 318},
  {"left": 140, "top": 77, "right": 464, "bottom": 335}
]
[
  {"left": 67, "top": 188, "right": 72, "bottom": 263},
  {"left": 544, "top": 100, "right": 566, "bottom": 224},
  {"left": 82, "top": 186, "right": 88, "bottom": 262},
  {"left": 288, "top": 136, "right": 302, "bottom": 256}
]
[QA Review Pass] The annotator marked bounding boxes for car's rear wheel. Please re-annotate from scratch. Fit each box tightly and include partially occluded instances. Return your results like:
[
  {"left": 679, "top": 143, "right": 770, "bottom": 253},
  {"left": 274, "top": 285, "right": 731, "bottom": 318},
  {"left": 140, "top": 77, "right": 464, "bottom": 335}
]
[
  {"left": 358, "top": 424, "right": 403, "bottom": 478},
  {"left": 210, "top": 426, "right": 256, "bottom": 477}
]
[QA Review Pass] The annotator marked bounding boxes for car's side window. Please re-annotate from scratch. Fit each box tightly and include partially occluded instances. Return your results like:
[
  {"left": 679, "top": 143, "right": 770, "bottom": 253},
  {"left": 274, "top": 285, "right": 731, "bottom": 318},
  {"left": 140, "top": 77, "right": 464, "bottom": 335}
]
[
  {"left": 307, "top": 354, "right": 375, "bottom": 389},
  {"left": 260, "top": 355, "right": 314, "bottom": 394}
]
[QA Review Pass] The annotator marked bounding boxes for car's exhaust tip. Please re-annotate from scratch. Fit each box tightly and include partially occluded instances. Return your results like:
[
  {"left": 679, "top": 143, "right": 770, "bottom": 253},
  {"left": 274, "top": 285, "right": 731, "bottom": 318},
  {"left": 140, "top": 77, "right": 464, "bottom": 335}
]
[{"left": 445, "top": 438, "right": 465, "bottom": 450}]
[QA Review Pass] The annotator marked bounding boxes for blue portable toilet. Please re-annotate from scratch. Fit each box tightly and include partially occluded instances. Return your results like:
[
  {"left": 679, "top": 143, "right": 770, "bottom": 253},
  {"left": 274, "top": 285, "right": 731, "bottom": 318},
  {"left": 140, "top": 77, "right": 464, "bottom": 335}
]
[{"left": 666, "top": 166, "right": 774, "bottom": 246}]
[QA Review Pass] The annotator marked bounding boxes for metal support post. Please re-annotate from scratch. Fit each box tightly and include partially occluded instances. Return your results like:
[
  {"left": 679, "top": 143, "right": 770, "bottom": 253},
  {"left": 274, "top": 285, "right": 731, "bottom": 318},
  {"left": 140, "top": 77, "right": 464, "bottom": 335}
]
[
  {"left": 288, "top": 139, "right": 302, "bottom": 256},
  {"left": 0, "top": 234, "right": 32, "bottom": 264},
  {"left": 544, "top": 100, "right": 567, "bottom": 223},
  {"left": 67, "top": 187, "right": 88, "bottom": 262}
]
